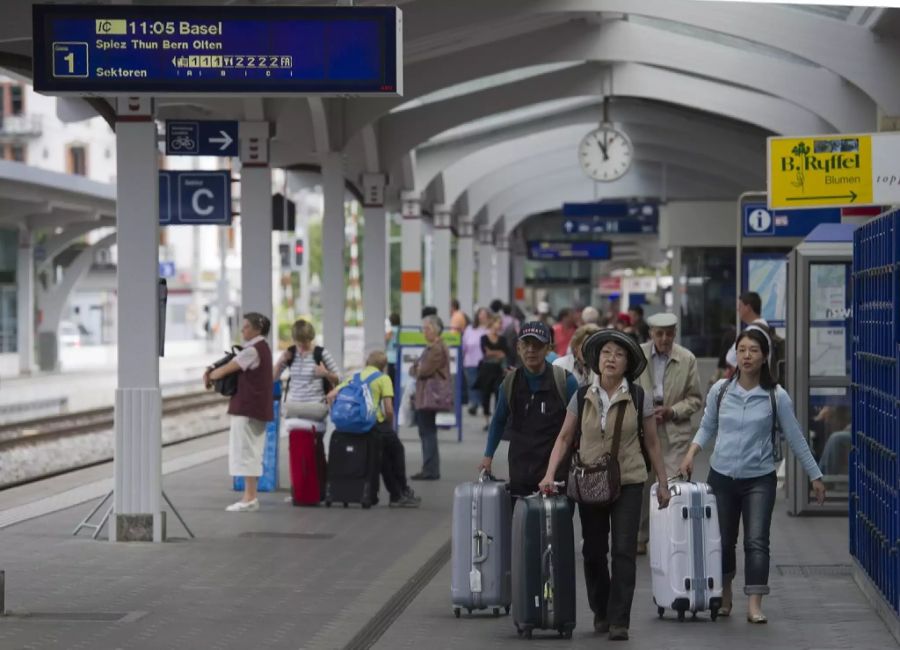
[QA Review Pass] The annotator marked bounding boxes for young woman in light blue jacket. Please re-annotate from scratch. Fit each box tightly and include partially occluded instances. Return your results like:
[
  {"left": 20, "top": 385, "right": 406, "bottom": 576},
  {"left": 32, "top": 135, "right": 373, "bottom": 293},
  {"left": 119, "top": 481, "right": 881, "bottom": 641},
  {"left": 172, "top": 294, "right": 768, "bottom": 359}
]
[{"left": 679, "top": 328, "right": 826, "bottom": 624}]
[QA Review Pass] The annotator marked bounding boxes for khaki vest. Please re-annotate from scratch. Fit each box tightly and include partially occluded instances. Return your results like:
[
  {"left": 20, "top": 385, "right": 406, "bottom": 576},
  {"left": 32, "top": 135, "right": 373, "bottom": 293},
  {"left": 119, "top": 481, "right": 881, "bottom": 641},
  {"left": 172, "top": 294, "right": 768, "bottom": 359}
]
[{"left": 578, "top": 388, "right": 648, "bottom": 486}]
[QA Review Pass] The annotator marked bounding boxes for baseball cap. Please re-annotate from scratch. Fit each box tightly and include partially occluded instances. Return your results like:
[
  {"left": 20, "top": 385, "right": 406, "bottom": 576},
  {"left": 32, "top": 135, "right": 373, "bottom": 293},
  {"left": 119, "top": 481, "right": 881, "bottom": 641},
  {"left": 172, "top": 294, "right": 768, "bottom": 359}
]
[{"left": 518, "top": 321, "right": 551, "bottom": 344}]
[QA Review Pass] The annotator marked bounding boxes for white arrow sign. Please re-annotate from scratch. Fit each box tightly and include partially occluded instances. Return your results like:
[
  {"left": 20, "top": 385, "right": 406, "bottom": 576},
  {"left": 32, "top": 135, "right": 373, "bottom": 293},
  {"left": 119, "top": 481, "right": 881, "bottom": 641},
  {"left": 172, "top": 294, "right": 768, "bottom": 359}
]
[{"left": 209, "top": 130, "right": 234, "bottom": 151}]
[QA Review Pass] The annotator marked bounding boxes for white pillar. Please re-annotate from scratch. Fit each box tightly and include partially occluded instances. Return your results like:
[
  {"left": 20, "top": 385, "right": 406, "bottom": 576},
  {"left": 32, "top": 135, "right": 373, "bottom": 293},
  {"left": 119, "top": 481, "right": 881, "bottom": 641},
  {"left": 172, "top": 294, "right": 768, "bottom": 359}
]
[
  {"left": 400, "top": 191, "right": 422, "bottom": 326},
  {"left": 423, "top": 220, "right": 434, "bottom": 309},
  {"left": 112, "top": 97, "right": 162, "bottom": 543},
  {"left": 321, "top": 153, "right": 345, "bottom": 369},
  {"left": 239, "top": 122, "right": 273, "bottom": 347},
  {"left": 16, "top": 226, "right": 34, "bottom": 374},
  {"left": 456, "top": 215, "right": 475, "bottom": 317},
  {"left": 495, "top": 234, "right": 511, "bottom": 303},
  {"left": 477, "top": 226, "right": 494, "bottom": 309},
  {"left": 432, "top": 204, "right": 452, "bottom": 323},
  {"left": 362, "top": 173, "right": 387, "bottom": 356},
  {"left": 217, "top": 226, "right": 230, "bottom": 350},
  {"left": 512, "top": 251, "right": 526, "bottom": 313}
]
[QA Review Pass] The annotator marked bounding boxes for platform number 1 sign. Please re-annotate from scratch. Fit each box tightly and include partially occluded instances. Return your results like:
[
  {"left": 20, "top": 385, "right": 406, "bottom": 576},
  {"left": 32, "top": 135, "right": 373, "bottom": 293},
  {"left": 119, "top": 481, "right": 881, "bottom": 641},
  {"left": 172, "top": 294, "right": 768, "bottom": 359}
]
[{"left": 52, "top": 43, "right": 89, "bottom": 78}]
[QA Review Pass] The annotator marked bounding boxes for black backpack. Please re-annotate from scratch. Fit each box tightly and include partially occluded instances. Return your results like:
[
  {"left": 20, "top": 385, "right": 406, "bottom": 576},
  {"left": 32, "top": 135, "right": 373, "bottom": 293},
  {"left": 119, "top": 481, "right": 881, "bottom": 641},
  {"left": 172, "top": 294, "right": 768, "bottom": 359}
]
[
  {"left": 574, "top": 382, "right": 649, "bottom": 471},
  {"left": 287, "top": 345, "right": 334, "bottom": 394}
]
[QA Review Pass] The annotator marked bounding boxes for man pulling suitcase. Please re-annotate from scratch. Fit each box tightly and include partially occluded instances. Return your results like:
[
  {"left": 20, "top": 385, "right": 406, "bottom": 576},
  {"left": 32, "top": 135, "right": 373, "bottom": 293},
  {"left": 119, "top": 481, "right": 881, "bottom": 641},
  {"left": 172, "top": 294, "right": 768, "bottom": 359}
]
[{"left": 478, "top": 321, "right": 579, "bottom": 498}]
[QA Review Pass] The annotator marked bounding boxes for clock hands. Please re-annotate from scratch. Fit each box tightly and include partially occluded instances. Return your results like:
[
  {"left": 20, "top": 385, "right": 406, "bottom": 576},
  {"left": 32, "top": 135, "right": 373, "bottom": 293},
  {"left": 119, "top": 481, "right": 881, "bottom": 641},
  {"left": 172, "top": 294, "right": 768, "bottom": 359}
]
[{"left": 595, "top": 131, "right": 609, "bottom": 161}]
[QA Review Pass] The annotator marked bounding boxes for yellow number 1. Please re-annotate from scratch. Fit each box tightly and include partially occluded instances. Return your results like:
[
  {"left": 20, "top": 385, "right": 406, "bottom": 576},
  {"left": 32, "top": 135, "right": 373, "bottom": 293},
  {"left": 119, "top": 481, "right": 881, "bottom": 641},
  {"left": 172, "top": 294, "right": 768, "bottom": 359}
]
[{"left": 64, "top": 52, "right": 75, "bottom": 74}]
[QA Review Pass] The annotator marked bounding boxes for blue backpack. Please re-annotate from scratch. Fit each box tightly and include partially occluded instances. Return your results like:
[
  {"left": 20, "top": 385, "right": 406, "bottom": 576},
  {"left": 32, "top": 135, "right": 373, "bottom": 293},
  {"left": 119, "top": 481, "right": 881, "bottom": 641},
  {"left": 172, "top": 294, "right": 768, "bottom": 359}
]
[{"left": 330, "top": 371, "right": 382, "bottom": 434}]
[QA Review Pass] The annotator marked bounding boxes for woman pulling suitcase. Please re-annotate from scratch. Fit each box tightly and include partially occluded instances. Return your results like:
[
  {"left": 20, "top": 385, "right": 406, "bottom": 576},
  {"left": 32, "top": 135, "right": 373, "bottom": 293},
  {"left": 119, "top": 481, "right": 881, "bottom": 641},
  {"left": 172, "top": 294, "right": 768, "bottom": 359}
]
[
  {"left": 540, "top": 330, "right": 671, "bottom": 641},
  {"left": 679, "top": 328, "right": 827, "bottom": 624}
]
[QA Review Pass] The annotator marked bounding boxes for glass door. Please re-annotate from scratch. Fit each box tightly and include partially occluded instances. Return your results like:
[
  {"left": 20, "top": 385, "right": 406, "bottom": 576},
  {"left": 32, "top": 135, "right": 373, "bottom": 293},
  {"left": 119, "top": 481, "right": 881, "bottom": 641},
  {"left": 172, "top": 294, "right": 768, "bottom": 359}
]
[{"left": 0, "top": 285, "right": 17, "bottom": 352}]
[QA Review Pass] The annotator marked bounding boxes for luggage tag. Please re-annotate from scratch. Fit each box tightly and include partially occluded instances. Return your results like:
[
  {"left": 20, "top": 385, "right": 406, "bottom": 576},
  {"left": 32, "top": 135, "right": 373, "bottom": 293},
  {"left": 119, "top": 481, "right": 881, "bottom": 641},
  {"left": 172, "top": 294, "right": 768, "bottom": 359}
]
[{"left": 469, "top": 568, "right": 482, "bottom": 593}]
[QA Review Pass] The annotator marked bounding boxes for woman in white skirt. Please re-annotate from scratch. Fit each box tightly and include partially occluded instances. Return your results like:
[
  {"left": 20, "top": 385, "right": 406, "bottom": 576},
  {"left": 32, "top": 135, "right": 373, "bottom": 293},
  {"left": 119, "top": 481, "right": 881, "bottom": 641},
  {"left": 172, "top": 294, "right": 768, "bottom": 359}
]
[{"left": 204, "top": 313, "right": 274, "bottom": 512}]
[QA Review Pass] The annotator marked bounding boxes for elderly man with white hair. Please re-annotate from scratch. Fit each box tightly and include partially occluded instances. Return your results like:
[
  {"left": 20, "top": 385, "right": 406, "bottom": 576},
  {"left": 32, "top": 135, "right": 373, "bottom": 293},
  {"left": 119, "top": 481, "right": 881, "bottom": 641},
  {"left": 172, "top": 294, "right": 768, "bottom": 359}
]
[
  {"left": 581, "top": 305, "right": 600, "bottom": 326},
  {"left": 635, "top": 312, "right": 703, "bottom": 554}
]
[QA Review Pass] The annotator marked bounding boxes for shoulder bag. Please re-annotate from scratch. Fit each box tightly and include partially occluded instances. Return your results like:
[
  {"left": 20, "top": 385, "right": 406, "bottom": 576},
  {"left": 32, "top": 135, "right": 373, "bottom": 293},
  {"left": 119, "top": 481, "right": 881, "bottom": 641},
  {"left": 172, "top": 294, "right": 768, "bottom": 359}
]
[{"left": 567, "top": 387, "right": 625, "bottom": 506}]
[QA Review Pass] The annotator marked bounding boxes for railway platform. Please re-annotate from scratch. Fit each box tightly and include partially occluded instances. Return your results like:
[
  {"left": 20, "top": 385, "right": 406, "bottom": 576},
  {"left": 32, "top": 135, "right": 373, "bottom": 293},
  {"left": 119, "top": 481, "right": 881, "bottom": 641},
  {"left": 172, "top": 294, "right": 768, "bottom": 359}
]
[{"left": 0, "top": 415, "right": 895, "bottom": 650}]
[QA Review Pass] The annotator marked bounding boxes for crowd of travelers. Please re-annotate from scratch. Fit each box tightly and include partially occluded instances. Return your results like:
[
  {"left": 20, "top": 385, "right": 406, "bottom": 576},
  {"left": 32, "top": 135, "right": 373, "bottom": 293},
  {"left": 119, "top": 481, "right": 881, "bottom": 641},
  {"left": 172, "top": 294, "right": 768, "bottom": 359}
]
[{"left": 203, "top": 290, "right": 827, "bottom": 638}]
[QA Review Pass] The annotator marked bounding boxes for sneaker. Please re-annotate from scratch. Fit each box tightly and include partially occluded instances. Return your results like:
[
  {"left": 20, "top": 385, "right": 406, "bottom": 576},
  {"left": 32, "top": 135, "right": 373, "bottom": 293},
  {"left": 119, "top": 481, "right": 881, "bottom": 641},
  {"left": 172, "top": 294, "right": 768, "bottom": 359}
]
[
  {"left": 608, "top": 626, "right": 629, "bottom": 641},
  {"left": 593, "top": 615, "right": 609, "bottom": 633},
  {"left": 226, "top": 498, "right": 259, "bottom": 512},
  {"left": 389, "top": 495, "right": 421, "bottom": 508}
]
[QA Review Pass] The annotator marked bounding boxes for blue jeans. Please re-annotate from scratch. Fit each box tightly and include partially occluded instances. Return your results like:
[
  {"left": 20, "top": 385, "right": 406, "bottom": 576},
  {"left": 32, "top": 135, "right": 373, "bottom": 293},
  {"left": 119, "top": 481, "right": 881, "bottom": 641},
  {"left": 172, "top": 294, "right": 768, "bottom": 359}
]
[
  {"left": 415, "top": 409, "right": 440, "bottom": 478},
  {"left": 464, "top": 367, "right": 482, "bottom": 411},
  {"left": 708, "top": 468, "right": 777, "bottom": 595}
]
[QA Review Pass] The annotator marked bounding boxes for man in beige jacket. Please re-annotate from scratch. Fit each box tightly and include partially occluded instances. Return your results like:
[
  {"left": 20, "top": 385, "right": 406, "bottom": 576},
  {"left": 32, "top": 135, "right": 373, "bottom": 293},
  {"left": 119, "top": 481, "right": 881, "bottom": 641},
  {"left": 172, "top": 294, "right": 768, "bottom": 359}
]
[{"left": 636, "top": 312, "right": 703, "bottom": 553}]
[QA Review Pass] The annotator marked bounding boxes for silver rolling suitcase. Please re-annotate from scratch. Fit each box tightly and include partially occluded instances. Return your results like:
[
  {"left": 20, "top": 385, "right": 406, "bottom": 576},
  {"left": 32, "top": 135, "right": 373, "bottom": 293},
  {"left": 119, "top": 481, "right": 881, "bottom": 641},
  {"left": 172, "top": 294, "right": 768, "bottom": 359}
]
[
  {"left": 451, "top": 472, "right": 512, "bottom": 618},
  {"left": 650, "top": 479, "right": 723, "bottom": 621}
]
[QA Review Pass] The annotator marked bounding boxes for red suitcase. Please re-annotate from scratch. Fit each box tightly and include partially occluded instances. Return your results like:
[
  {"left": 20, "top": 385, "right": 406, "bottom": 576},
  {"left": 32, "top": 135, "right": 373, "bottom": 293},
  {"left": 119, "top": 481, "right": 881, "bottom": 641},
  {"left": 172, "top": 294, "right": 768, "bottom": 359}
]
[{"left": 289, "top": 428, "right": 327, "bottom": 506}]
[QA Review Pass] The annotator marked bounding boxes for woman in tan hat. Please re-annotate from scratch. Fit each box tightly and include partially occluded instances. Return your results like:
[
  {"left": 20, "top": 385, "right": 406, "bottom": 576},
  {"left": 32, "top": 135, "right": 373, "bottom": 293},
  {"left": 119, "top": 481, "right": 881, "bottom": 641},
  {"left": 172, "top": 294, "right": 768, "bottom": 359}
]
[{"left": 540, "top": 330, "right": 671, "bottom": 641}]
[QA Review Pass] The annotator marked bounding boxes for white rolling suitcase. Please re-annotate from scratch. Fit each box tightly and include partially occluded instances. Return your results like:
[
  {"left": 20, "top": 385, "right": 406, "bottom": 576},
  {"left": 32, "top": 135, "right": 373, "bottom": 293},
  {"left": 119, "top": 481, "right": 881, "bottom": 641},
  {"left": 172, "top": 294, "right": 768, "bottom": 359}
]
[{"left": 650, "top": 480, "right": 723, "bottom": 621}]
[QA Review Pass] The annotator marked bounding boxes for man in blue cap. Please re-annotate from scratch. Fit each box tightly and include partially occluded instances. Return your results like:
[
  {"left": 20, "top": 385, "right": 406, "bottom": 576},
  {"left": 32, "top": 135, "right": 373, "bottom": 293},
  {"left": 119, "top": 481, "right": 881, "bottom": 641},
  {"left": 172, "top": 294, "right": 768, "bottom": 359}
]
[{"left": 479, "top": 321, "right": 579, "bottom": 497}]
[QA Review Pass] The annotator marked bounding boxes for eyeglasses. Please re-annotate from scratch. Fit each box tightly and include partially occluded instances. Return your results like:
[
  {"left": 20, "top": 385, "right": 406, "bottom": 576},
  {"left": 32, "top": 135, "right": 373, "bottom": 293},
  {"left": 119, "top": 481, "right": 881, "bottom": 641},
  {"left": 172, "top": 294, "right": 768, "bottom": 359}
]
[{"left": 599, "top": 349, "right": 627, "bottom": 361}]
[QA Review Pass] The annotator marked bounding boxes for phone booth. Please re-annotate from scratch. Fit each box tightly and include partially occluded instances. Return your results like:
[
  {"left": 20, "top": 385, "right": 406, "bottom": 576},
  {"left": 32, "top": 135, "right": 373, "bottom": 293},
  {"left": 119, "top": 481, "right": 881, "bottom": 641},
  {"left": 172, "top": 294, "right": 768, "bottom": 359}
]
[{"left": 785, "top": 223, "right": 856, "bottom": 515}]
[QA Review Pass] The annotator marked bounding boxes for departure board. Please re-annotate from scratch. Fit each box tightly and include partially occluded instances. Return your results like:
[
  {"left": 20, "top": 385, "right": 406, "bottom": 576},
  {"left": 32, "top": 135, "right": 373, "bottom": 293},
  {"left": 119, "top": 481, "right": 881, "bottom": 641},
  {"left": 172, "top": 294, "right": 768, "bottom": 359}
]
[{"left": 32, "top": 5, "right": 402, "bottom": 95}]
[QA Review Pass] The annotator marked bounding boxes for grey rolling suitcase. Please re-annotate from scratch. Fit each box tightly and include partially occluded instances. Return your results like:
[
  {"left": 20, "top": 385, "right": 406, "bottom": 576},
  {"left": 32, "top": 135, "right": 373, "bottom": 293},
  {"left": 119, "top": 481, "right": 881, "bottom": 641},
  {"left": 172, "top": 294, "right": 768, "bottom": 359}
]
[{"left": 451, "top": 472, "right": 512, "bottom": 618}]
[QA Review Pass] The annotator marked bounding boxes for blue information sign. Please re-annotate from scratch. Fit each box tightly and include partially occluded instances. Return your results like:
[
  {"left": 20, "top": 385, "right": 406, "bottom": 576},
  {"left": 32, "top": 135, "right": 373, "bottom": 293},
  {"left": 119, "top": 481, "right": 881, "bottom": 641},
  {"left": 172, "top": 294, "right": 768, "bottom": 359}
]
[
  {"left": 742, "top": 202, "right": 841, "bottom": 238},
  {"left": 33, "top": 5, "right": 402, "bottom": 95},
  {"left": 561, "top": 201, "right": 658, "bottom": 235},
  {"left": 159, "top": 171, "right": 231, "bottom": 225},
  {"left": 165, "top": 120, "right": 238, "bottom": 156},
  {"left": 158, "top": 261, "right": 176, "bottom": 278},
  {"left": 528, "top": 241, "right": 612, "bottom": 261}
]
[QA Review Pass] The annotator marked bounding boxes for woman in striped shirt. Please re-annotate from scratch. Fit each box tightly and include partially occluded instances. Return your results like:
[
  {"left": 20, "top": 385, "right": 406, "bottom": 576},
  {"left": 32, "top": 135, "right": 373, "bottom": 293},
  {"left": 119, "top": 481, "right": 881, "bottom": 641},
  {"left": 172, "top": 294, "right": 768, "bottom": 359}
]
[{"left": 274, "top": 319, "right": 341, "bottom": 428}]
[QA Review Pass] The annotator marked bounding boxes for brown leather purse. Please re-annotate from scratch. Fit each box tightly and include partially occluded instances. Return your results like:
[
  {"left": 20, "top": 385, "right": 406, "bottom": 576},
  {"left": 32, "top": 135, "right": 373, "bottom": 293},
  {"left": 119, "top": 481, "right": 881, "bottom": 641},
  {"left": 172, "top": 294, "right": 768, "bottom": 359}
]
[{"left": 567, "top": 388, "right": 625, "bottom": 506}]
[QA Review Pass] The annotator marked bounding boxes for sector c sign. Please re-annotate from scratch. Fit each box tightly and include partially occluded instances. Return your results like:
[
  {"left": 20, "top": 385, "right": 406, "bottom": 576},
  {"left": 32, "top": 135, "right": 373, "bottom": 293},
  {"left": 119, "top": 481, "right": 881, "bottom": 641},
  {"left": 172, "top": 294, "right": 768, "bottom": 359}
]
[
  {"left": 767, "top": 132, "right": 900, "bottom": 209},
  {"left": 32, "top": 4, "right": 402, "bottom": 96}
]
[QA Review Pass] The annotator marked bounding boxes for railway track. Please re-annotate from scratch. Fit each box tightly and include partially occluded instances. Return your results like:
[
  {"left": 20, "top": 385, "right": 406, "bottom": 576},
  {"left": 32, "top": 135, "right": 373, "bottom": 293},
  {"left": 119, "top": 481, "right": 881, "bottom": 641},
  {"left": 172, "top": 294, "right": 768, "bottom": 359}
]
[{"left": 0, "top": 391, "right": 226, "bottom": 451}]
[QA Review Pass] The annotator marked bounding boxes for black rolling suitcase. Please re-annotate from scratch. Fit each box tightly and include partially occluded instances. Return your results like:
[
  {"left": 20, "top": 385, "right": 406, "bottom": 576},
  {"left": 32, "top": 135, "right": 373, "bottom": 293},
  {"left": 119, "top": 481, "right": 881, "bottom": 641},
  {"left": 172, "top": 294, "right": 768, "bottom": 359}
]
[
  {"left": 511, "top": 493, "right": 576, "bottom": 639},
  {"left": 324, "top": 431, "right": 381, "bottom": 509}
]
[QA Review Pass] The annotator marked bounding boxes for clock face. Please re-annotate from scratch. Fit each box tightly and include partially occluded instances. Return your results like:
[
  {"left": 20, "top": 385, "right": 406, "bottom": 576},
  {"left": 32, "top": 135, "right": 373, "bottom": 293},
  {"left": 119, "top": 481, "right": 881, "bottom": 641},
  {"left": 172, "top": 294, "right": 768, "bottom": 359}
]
[{"left": 578, "top": 127, "right": 634, "bottom": 182}]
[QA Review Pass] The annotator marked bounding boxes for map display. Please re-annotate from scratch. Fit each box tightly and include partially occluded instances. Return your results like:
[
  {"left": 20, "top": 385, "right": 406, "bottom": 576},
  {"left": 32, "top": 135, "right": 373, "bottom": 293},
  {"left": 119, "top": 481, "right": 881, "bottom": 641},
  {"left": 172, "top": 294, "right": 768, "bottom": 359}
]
[
  {"left": 810, "top": 264, "right": 847, "bottom": 320},
  {"left": 809, "top": 327, "right": 847, "bottom": 377},
  {"left": 747, "top": 257, "right": 787, "bottom": 326}
]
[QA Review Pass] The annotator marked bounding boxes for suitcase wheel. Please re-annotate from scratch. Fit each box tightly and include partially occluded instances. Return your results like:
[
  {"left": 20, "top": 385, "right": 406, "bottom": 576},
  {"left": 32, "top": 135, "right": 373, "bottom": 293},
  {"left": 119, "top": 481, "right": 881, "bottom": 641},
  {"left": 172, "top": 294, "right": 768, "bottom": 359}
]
[
  {"left": 559, "top": 629, "right": 572, "bottom": 639},
  {"left": 466, "top": 608, "right": 472, "bottom": 615},
  {"left": 710, "top": 607, "right": 719, "bottom": 622},
  {"left": 343, "top": 502, "right": 348, "bottom": 508},
  {"left": 325, "top": 501, "right": 332, "bottom": 508},
  {"left": 362, "top": 503, "right": 371, "bottom": 510},
  {"left": 516, "top": 626, "right": 523, "bottom": 637},
  {"left": 657, "top": 606, "right": 665, "bottom": 619},
  {"left": 453, "top": 608, "right": 461, "bottom": 619},
  {"left": 524, "top": 629, "right": 533, "bottom": 640},
  {"left": 505, "top": 605, "right": 510, "bottom": 615},
  {"left": 692, "top": 611, "right": 698, "bottom": 619},
  {"left": 492, "top": 608, "right": 500, "bottom": 617}
]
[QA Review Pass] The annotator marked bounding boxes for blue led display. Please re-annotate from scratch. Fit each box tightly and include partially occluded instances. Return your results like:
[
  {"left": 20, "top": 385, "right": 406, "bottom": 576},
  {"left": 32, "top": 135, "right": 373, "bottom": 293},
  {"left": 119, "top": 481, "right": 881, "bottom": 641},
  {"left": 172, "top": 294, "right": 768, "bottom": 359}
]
[
  {"left": 32, "top": 5, "right": 401, "bottom": 95},
  {"left": 528, "top": 241, "right": 612, "bottom": 261}
]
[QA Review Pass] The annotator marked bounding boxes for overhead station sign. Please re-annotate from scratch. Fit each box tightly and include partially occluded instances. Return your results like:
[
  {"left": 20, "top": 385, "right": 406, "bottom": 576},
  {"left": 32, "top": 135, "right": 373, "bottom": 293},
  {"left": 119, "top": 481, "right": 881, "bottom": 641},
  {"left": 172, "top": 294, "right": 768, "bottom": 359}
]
[
  {"left": 528, "top": 241, "right": 611, "bottom": 261},
  {"left": 767, "top": 132, "right": 900, "bottom": 209},
  {"left": 561, "top": 201, "right": 658, "bottom": 235},
  {"left": 32, "top": 4, "right": 402, "bottom": 95}
]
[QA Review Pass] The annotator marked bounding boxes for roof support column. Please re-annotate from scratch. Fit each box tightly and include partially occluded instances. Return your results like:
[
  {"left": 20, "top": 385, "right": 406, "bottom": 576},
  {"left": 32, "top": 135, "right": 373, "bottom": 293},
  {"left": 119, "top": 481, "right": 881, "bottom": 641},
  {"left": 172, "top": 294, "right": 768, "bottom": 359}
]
[
  {"left": 477, "top": 226, "right": 494, "bottom": 310},
  {"left": 239, "top": 122, "right": 273, "bottom": 349},
  {"left": 321, "top": 152, "right": 346, "bottom": 369},
  {"left": 16, "top": 226, "right": 34, "bottom": 374},
  {"left": 455, "top": 216, "right": 475, "bottom": 318},
  {"left": 400, "top": 191, "right": 422, "bottom": 326},
  {"left": 511, "top": 249, "right": 527, "bottom": 314},
  {"left": 112, "top": 97, "right": 162, "bottom": 543},
  {"left": 432, "top": 204, "right": 452, "bottom": 324},
  {"left": 494, "top": 234, "right": 511, "bottom": 305},
  {"left": 362, "top": 173, "right": 387, "bottom": 356}
]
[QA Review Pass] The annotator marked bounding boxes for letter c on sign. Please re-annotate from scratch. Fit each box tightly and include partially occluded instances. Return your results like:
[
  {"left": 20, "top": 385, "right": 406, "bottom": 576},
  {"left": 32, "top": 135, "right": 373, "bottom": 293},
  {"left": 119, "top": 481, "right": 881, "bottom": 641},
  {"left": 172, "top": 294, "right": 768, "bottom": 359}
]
[{"left": 192, "top": 188, "right": 214, "bottom": 216}]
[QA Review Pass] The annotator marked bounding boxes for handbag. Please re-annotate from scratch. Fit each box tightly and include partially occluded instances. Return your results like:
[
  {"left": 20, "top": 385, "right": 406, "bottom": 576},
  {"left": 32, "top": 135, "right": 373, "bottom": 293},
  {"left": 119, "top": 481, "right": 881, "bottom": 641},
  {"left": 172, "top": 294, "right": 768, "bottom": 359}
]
[
  {"left": 284, "top": 401, "right": 329, "bottom": 422},
  {"left": 210, "top": 345, "right": 242, "bottom": 396},
  {"left": 567, "top": 388, "right": 626, "bottom": 506},
  {"left": 417, "top": 369, "right": 454, "bottom": 411}
]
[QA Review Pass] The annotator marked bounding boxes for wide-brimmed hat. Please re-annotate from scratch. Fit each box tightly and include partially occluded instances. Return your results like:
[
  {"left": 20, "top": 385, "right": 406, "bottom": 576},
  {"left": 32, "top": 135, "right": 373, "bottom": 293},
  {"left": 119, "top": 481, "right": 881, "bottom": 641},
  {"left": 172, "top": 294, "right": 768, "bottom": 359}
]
[{"left": 582, "top": 330, "right": 647, "bottom": 381}]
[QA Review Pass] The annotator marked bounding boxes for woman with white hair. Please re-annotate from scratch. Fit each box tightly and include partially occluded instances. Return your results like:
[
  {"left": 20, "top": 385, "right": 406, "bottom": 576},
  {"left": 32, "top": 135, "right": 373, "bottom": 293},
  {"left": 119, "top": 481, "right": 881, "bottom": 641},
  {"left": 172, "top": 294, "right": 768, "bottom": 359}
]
[{"left": 409, "top": 314, "right": 451, "bottom": 480}]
